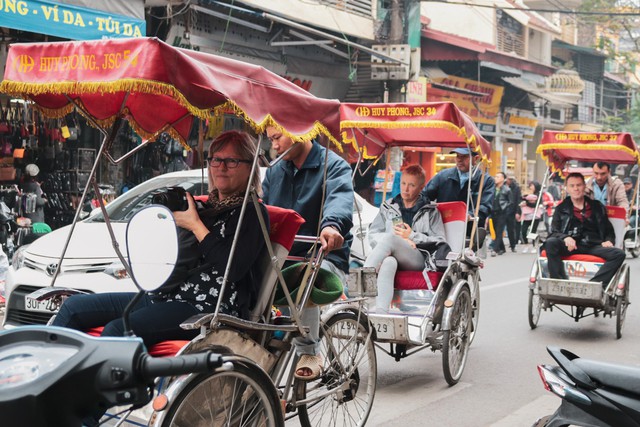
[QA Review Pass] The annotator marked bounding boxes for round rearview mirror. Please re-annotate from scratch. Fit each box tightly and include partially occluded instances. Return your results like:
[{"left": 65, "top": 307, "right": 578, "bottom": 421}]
[{"left": 125, "top": 205, "right": 179, "bottom": 292}]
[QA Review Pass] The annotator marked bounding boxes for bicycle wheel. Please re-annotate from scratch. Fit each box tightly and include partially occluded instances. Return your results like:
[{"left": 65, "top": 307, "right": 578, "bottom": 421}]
[
  {"left": 442, "top": 286, "right": 472, "bottom": 386},
  {"left": 616, "top": 273, "right": 629, "bottom": 339},
  {"left": 528, "top": 286, "right": 542, "bottom": 329},
  {"left": 468, "top": 272, "right": 480, "bottom": 344},
  {"left": 161, "top": 358, "right": 284, "bottom": 427},
  {"left": 296, "top": 311, "right": 376, "bottom": 427}
]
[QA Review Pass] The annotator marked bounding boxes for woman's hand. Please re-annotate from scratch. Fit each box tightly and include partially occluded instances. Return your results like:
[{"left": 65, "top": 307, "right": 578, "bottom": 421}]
[
  {"left": 393, "top": 223, "right": 412, "bottom": 239},
  {"left": 172, "top": 193, "right": 209, "bottom": 241}
]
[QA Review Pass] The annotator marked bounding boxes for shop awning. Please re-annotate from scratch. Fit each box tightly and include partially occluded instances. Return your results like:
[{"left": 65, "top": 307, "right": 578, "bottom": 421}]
[
  {"left": 0, "top": 0, "right": 146, "bottom": 40},
  {"left": 421, "top": 28, "right": 556, "bottom": 76},
  {"left": 480, "top": 61, "right": 522, "bottom": 76},
  {"left": 503, "top": 77, "right": 581, "bottom": 106}
]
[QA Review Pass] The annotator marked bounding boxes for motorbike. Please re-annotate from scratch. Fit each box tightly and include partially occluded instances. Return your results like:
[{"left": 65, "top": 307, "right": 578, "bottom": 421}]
[
  {"left": 0, "top": 205, "right": 235, "bottom": 427},
  {"left": 0, "top": 201, "right": 16, "bottom": 260},
  {"left": 534, "top": 346, "right": 640, "bottom": 427}
]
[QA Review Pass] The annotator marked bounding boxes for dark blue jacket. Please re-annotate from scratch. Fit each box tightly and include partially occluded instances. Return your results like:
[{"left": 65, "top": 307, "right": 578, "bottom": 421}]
[
  {"left": 422, "top": 167, "right": 495, "bottom": 226},
  {"left": 262, "top": 141, "right": 354, "bottom": 273}
]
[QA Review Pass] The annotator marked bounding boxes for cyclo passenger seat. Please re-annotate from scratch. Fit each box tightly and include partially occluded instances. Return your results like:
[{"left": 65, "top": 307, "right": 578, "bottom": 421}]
[
  {"left": 539, "top": 205, "right": 626, "bottom": 280},
  {"left": 394, "top": 201, "right": 467, "bottom": 292},
  {"left": 86, "top": 203, "right": 305, "bottom": 357}
]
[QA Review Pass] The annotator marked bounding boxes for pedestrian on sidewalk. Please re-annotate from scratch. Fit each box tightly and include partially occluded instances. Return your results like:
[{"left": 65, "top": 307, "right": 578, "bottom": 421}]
[{"left": 489, "top": 172, "right": 511, "bottom": 256}]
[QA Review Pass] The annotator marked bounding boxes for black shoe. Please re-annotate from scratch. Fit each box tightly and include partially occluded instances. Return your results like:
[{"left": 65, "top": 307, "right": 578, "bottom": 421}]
[
  {"left": 497, "top": 250, "right": 506, "bottom": 255},
  {"left": 511, "top": 247, "right": 517, "bottom": 253}
]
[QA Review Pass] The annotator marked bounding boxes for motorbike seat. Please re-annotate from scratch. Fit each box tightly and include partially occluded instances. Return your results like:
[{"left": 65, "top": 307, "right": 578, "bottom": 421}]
[{"left": 574, "top": 358, "right": 640, "bottom": 396}]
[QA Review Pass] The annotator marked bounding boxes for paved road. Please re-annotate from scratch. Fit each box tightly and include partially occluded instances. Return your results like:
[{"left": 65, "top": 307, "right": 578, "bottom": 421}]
[
  {"left": 361, "top": 246, "right": 640, "bottom": 427},
  {"left": 3, "top": 245, "right": 638, "bottom": 426}
]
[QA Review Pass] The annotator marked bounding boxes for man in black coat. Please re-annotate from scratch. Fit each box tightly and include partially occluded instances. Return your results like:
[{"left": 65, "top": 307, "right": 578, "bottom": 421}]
[
  {"left": 545, "top": 173, "right": 625, "bottom": 286},
  {"left": 506, "top": 175, "right": 521, "bottom": 252}
]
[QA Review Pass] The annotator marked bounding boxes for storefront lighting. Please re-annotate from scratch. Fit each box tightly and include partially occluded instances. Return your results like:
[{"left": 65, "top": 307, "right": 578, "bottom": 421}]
[{"left": 508, "top": 146, "right": 514, "bottom": 152}]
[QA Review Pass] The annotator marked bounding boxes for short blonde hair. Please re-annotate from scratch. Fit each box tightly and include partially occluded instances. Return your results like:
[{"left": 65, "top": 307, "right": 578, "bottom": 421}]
[{"left": 207, "top": 131, "right": 261, "bottom": 196}]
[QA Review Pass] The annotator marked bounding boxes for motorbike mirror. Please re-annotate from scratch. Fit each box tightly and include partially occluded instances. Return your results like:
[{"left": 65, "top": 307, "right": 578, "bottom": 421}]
[{"left": 125, "top": 205, "right": 179, "bottom": 292}]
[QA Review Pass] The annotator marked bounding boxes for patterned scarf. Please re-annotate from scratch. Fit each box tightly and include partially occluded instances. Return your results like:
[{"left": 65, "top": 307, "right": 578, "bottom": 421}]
[{"left": 206, "top": 189, "right": 245, "bottom": 215}]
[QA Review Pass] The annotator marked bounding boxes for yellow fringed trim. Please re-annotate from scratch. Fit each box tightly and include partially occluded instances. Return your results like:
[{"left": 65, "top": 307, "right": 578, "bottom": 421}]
[
  {"left": 215, "top": 101, "right": 342, "bottom": 151},
  {"left": 340, "top": 120, "right": 489, "bottom": 163},
  {"left": 537, "top": 143, "right": 640, "bottom": 176},
  {"left": 2, "top": 81, "right": 341, "bottom": 150},
  {"left": 0, "top": 79, "right": 212, "bottom": 121}
]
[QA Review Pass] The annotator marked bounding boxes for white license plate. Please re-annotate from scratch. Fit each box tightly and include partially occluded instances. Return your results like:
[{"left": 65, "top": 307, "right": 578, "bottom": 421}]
[
  {"left": 550, "top": 283, "right": 591, "bottom": 297},
  {"left": 371, "top": 318, "right": 395, "bottom": 340},
  {"left": 24, "top": 296, "right": 58, "bottom": 313}
]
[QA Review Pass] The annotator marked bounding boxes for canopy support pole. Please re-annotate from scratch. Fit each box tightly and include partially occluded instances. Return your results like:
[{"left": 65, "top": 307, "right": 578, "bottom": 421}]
[
  {"left": 468, "top": 160, "right": 486, "bottom": 251},
  {"left": 49, "top": 96, "right": 128, "bottom": 287},
  {"left": 527, "top": 168, "right": 551, "bottom": 242}
]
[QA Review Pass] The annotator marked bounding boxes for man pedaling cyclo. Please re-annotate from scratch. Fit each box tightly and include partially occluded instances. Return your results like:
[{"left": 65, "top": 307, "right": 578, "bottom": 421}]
[{"left": 545, "top": 172, "right": 625, "bottom": 287}]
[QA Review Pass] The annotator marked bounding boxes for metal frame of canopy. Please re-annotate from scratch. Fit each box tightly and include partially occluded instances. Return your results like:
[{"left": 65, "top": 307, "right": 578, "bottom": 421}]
[
  {"left": 0, "top": 36, "right": 341, "bottom": 334},
  {"left": 339, "top": 101, "right": 492, "bottom": 251}
]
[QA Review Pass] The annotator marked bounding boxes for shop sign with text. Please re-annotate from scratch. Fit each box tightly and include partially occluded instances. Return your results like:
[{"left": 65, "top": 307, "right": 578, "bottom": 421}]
[
  {"left": 0, "top": 0, "right": 145, "bottom": 40},
  {"left": 502, "top": 108, "right": 538, "bottom": 140},
  {"left": 428, "top": 76, "right": 504, "bottom": 132}
]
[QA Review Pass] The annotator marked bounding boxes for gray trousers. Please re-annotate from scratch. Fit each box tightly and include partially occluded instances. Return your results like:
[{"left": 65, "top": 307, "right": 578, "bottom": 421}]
[
  {"left": 364, "top": 234, "right": 425, "bottom": 312},
  {"left": 293, "top": 260, "right": 346, "bottom": 356}
]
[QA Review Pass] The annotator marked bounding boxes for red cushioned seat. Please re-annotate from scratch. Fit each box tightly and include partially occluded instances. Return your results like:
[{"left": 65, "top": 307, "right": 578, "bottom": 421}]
[
  {"left": 394, "top": 271, "right": 443, "bottom": 291},
  {"left": 85, "top": 327, "right": 188, "bottom": 357},
  {"left": 539, "top": 250, "right": 604, "bottom": 263}
]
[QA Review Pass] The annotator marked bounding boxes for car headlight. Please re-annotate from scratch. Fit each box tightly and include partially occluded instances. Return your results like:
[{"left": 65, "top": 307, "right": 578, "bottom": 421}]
[
  {"left": 11, "top": 245, "right": 29, "bottom": 270},
  {"left": 0, "top": 343, "right": 77, "bottom": 390},
  {"left": 104, "top": 262, "right": 129, "bottom": 280}
]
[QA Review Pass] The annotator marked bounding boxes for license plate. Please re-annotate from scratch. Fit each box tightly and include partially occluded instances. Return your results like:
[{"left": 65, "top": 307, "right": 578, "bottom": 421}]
[
  {"left": 371, "top": 318, "right": 395, "bottom": 340},
  {"left": 549, "top": 283, "right": 591, "bottom": 297},
  {"left": 24, "top": 296, "right": 58, "bottom": 313}
]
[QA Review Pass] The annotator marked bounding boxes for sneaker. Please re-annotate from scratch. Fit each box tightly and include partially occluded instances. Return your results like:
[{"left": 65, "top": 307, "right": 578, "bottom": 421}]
[
  {"left": 490, "top": 249, "right": 497, "bottom": 257},
  {"left": 521, "top": 247, "right": 529, "bottom": 254}
]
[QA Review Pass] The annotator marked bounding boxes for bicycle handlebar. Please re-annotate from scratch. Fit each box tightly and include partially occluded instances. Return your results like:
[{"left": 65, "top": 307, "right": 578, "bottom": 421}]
[{"left": 140, "top": 352, "right": 224, "bottom": 380}]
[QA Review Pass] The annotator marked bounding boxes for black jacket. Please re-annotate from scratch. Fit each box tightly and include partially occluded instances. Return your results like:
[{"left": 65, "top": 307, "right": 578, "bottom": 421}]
[{"left": 549, "top": 197, "right": 615, "bottom": 245}]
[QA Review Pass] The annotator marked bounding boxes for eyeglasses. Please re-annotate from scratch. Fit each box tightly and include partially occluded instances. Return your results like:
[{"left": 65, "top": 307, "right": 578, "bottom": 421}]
[{"left": 207, "top": 157, "right": 252, "bottom": 169}]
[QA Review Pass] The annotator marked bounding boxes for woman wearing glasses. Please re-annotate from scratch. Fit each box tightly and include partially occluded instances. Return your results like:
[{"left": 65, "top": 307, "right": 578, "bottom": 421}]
[{"left": 52, "top": 130, "right": 268, "bottom": 348}]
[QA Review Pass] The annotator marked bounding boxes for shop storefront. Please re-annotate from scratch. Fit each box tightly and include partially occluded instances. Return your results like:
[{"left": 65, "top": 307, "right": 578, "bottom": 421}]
[{"left": 0, "top": 0, "right": 146, "bottom": 229}]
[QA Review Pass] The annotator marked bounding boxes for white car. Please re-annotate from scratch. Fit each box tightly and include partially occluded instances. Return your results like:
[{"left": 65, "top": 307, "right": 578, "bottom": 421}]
[
  {"left": 3, "top": 170, "right": 210, "bottom": 327},
  {"left": 3, "top": 169, "right": 377, "bottom": 327}
]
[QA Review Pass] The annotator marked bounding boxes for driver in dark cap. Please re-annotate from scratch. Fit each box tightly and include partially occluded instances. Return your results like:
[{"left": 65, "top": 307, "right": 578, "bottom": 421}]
[{"left": 422, "top": 147, "right": 495, "bottom": 230}]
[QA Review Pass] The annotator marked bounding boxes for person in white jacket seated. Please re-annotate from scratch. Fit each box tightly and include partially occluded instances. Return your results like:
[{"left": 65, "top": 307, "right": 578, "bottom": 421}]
[{"left": 364, "top": 165, "right": 447, "bottom": 313}]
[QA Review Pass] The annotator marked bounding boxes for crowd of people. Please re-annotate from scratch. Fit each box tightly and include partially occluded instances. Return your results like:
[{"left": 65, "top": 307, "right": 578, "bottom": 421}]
[{"left": 50, "top": 133, "right": 635, "bottom": 423}]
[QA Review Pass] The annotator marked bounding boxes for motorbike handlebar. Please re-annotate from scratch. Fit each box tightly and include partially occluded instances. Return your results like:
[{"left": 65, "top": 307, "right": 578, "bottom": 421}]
[{"left": 140, "top": 352, "right": 225, "bottom": 380}]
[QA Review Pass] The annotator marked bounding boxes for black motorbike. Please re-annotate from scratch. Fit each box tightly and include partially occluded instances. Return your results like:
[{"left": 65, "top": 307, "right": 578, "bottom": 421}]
[
  {"left": 0, "top": 201, "right": 17, "bottom": 260},
  {"left": 534, "top": 346, "right": 640, "bottom": 427}
]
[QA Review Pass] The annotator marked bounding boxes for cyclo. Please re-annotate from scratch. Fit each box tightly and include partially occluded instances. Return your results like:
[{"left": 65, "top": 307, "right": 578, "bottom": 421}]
[
  {"left": 340, "top": 101, "right": 488, "bottom": 385},
  {"left": 528, "top": 130, "right": 636, "bottom": 339},
  {"left": 0, "top": 37, "right": 376, "bottom": 426}
]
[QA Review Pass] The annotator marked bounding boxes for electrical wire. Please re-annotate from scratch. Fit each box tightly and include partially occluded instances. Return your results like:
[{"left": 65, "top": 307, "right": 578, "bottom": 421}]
[
  {"left": 148, "top": 0, "right": 192, "bottom": 20},
  {"left": 426, "top": 0, "right": 640, "bottom": 16}
]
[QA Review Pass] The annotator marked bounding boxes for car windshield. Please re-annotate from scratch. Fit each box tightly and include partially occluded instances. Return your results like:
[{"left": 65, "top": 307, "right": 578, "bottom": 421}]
[{"left": 87, "top": 174, "right": 208, "bottom": 223}]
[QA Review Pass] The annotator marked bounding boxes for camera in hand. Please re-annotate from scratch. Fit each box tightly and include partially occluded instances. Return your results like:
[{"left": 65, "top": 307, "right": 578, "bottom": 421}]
[{"left": 151, "top": 187, "right": 189, "bottom": 211}]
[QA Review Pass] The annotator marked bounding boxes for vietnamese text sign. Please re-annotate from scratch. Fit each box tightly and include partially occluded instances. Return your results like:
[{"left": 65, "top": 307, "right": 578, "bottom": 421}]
[
  {"left": 502, "top": 109, "right": 538, "bottom": 140},
  {"left": 406, "top": 77, "right": 427, "bottom": 102},
  {"left": 427, "top": 76, "right": 504, "bottom": 132},
  {"left": 0, "top": 0, "right": 145, "bottom": 40}
]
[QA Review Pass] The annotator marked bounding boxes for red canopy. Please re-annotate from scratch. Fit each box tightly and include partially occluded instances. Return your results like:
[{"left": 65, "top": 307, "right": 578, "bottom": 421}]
[
  {"left": 339, "top": 102, "right": 491, "bottom": 160},
  {"left": 0, "top": 37, "right": 340, "bottom": 147},
  {"left": 538, "top": 131, "right": 640, "bottom": 174}
]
